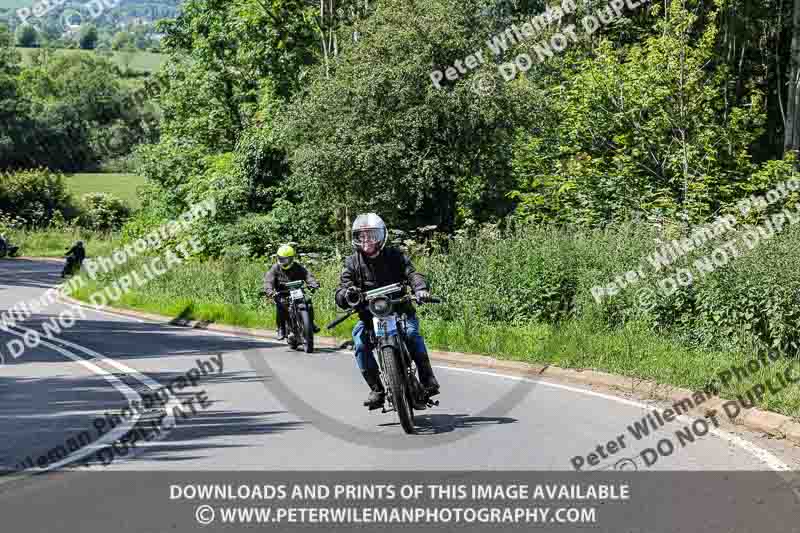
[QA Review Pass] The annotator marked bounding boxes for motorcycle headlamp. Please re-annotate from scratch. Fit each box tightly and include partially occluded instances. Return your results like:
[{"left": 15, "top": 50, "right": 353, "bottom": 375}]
[{"left": 369, "top": 296, "right": 391, "bottom": 317}]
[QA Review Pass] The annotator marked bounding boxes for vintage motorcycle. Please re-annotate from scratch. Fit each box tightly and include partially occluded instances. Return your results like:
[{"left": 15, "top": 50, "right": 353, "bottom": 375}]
[
  {"left": 61, "top": 252, "right": 82, "bottom": 277},
  {"left": 263, "top": 280, "right": 317, "bottom": 353},
  {"left": 0, "top": 238, "right": 19, "bottom": 258},
  {"left": 327, "top": 283, "right": 440, "bottom": 434}
]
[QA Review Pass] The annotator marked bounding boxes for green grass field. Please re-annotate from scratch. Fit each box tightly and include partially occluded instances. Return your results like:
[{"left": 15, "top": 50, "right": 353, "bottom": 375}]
[
  {"left": 16, "top": 47, "right": 164, "bottom": 73},
  {"left": 66, "top": 173, "right": 145, "bottom": 208}
]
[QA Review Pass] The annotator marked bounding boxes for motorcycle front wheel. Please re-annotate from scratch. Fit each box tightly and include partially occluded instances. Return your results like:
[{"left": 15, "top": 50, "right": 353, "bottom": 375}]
[
  {"left": 300, "top": 309, "right": 314, "bottom": 354},
  {"left": 287, "top": 310, "right": 301, "bottom": 350},
  {"left": 381, "top": 345, "right": 415, "bottom": 434}
]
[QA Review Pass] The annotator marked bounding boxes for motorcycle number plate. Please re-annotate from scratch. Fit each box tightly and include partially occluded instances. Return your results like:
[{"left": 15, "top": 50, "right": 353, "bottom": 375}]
[
  {"left": 375, "top": 315, "right": 398, "bottom": 336},
  {"left": 290, "top": 289, "right": 304, "bottom": 300}
]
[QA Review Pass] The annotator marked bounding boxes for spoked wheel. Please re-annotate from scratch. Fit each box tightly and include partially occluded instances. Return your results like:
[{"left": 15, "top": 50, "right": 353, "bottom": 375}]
[
  {"left": 287, "top": 312, "right": 301, "bottom": 350},
  {"left": 381, "top": 346, "right": 415, "bottom": 434},
  {"left": 300, "top": 309, "right": 314, "bottom": 353}
]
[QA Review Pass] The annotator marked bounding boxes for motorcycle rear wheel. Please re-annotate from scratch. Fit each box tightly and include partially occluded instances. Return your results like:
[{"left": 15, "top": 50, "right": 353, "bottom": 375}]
[{"left": 382, "top": 346, "right": 415, "bottom": 434}]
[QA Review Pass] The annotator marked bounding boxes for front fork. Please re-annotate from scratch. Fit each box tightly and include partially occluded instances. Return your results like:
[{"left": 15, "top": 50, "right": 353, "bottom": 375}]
[
  {"left": 287, "top": 298, "right": 312, "bottom": 339},
  {"left": 371, "top": 326, "right": 430, "bottom": 411}
]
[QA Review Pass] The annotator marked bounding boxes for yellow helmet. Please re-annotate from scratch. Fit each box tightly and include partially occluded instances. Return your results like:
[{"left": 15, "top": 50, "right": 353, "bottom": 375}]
[{"left": 277, "top": 244, "right": 296, "bottom": 270}]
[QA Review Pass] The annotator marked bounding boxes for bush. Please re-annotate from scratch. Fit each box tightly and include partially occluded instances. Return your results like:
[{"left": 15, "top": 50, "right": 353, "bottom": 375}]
[
  {"left": 415, "top": 216, "right": 800, "bottom": 355},
  {"left": 0, "top": 169, "right": 77, "bottom": 226},
  {"left": 77, "top": 193, "right": 131, "bottom": 231},
  {"left": 15, "top": 24, "right": 37, "bottom": 47}
]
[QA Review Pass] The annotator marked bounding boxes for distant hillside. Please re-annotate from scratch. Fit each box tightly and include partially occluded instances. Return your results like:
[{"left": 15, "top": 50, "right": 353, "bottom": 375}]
[
  {"left": 0, "top": 0, "right": 36, "bottom": 9},
  {"left": 1, "top": 0, "right": 182, "bottom": 47}
]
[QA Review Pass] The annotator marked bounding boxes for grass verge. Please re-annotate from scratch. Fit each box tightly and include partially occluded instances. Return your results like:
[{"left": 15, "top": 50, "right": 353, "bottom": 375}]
[{"left": 9, "top": 229, "right": 120, "bottom": 258}]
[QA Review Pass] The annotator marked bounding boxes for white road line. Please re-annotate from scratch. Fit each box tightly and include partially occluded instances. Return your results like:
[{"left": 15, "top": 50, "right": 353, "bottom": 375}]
[
  {"left": 2, "top": 327, "right": 142, "bottom": 473},
  {"left": 436, "top": 365, "right": 796, "bottom": 478},
  {"left": 5, "top": 321, "right": 189, "bottom": 471},
  {"left": 69, "top": 303, "right": 146, "bottom": 323},
  {"left": 8, "top": 322, "right": 181, "bottom": 442},
  {"left": 58, "top": 289, "right": 799, "bottom": 480}
]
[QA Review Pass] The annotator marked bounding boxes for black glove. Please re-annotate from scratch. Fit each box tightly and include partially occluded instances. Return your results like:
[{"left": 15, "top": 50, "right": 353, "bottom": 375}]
[
  {"left": 415, "top": 290, "right": 431, "bottom": 302},
  {"left": 345, "top": 286, "right": 362, "bottom": 308}
]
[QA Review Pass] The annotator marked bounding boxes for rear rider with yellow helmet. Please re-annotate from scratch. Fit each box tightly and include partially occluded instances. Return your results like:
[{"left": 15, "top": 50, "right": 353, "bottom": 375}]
[{"left": 264, "top": 244, "right": 321, "bottom": 340}]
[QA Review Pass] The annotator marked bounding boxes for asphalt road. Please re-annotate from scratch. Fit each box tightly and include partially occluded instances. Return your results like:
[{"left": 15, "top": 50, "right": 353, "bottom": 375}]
[{"left": 2, "top": 258, "right": 800, "bottom": 532}]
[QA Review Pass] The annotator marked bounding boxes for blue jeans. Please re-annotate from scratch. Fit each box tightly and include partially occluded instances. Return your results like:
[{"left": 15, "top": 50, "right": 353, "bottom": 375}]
[{"left": 352, "top": 316, "right": 429, "bottom": 372}]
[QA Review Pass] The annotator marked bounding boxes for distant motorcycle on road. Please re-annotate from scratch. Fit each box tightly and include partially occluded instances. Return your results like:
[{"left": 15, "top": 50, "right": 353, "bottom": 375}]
[
  {"left": 62, "top": 252, "right": 82, "bottom": 277},
  {"left": 0, "top": 237, "right": 19, "bottom": 258}
]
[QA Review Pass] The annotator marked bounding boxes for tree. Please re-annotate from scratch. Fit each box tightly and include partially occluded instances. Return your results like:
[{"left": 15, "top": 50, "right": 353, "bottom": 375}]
[
  {"left": 280, "top": 0, "right": 523, "bottom": 231},
  {"left": 15, "top": 24, "right": 38, "bottom": 47},
  {"left": 79, "top": 25, "right": 99, "bottom": 50},
  {"left": 112, "top": 31, "right": 136, "bottom": 51},
  {"left": 510, "top": 1, "right": 766, "bottom": 226},
  {"left": 0, "top": 24, "right": 38, "bottom": 171},
  {"left": 131, "top": 25, "right": 152, "bottom": 50},
  {"left": 40, "top": 21, "right": 64, "bottom": 45},
  {"left": 5, "top": 52, "right": 156, "bottom": 171},
  {"left": 786, "top": 0, "right": 800, "bottom": 154}
]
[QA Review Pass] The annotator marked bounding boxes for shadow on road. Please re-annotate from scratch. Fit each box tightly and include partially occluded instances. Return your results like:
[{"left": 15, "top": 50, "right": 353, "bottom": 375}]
[
  {"left": 0, "top": 260, "right": 310, "bottom": 471},
  {"left": 378, "top": 413, "right": 518, "bottom": 435},
  {"left": 0, "top": 314, "right": 278, "bottom": 365},
  {"left": 0, "top": 259, "right": 63, "bottom": 291}
]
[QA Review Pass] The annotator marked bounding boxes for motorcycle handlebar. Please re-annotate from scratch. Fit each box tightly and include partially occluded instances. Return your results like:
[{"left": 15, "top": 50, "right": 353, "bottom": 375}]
[
  {"left": 259, "top": 287, "right": 318, "bottom": 298},
  {"left": 326, "top": 310, "right": 355, "bottom": 330},
  {"left": 325, "top": 294, "right": 441, "bottom": 330},
  {"left": 389, "top": 295, "right": 442, "bottom": 305}
]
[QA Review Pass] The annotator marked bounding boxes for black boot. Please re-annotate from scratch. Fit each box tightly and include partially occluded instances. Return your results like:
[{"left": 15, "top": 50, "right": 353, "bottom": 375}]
[
  {"left": 416, "top": 352, "right": 440, "bottom": 397},
  {"left": 361, "top": 369, "right": 385, "bottom": 409}
]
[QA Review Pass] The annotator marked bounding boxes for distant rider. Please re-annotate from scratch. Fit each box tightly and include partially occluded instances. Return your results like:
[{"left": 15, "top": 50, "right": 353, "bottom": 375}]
[
  {"left": 62, "top": 240, "right": 85, "bottom": 277},
  {"left": 0, "top": 234, "right": 18, "bottom": 257},
  {"left": 263, "top": 244, "right": 321, "bottom": 340},
  {"left": 334, "top": 213, "right": 440, "bottom": 409}
]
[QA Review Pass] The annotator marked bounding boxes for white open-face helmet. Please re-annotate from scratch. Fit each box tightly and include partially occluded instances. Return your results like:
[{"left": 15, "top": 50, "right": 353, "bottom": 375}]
[{"left": 351, "top": 213, "right": 387, "bottom": 258}]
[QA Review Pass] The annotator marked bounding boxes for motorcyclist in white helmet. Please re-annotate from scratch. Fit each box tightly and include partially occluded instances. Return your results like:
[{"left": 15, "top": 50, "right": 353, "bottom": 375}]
[{"left": 334, "top": 213, "right": 440, "bottom": 408}]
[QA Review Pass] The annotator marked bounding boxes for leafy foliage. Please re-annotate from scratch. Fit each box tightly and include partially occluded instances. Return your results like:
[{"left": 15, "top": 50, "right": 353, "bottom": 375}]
[
  {"left": 510, "top": 2, "right": 766, "bottom": 226},
  {"left": 0, "top": 35, "right": 158, "bottom": 171},
  {"left": 0, "top": 168, "right": 76, "bottom": 226},
  {"left": 77, "top": 192, "right": 132, "bottom": 231}
]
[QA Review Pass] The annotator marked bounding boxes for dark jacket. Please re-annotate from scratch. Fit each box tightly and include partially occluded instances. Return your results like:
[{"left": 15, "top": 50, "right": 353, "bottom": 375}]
[
  {"left": 264, "top": 262, "right": 319, "bottom": 296},
  {"left": 66, "top": 244, "right": 85, "bottom": 262},
  {"left": 335, "top": 247, "right": 428, "bottom": 321}
]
